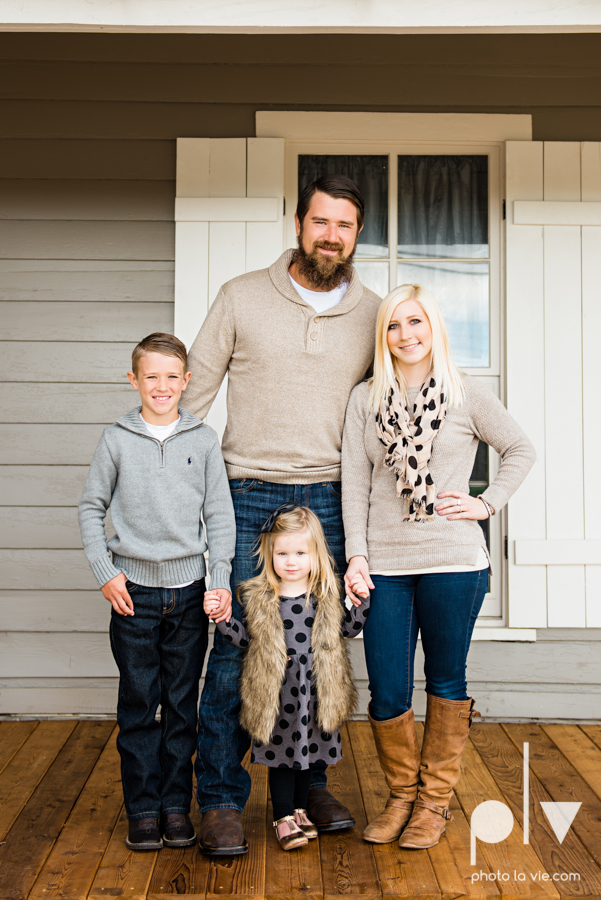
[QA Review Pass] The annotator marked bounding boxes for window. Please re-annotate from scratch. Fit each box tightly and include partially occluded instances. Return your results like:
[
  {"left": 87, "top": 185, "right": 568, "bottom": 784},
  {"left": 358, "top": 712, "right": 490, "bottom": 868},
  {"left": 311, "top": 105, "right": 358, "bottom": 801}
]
[{"left": 288, "top": 141, "right": 503, "bottom": 618}]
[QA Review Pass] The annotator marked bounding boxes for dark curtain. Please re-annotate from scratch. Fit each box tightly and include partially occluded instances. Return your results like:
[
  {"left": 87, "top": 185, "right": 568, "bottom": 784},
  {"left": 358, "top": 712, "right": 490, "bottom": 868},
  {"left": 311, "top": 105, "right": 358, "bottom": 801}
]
[
  {"left": 398, "top": 156, "right": 488, "bottom": 256},
  {"left": 298, "top": 155, "right": 388, "bottom": 254}
]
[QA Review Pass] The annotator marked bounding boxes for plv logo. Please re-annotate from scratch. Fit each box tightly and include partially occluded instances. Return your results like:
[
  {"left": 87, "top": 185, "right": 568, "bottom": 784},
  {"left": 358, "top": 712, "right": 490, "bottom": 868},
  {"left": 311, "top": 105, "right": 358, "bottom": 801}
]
[{"left": 470, "top": 742, "right": 581, "bottom": 865}]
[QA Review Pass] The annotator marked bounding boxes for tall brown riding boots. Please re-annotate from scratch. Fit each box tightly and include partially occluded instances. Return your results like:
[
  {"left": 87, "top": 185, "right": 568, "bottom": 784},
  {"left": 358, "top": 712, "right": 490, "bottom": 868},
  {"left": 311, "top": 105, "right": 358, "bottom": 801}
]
[
  {"left": 399, "top": 694, "right": 480, "bottom": 850},
  {"left": 363, "top": 707, "right": 421, "bottom": 843}
]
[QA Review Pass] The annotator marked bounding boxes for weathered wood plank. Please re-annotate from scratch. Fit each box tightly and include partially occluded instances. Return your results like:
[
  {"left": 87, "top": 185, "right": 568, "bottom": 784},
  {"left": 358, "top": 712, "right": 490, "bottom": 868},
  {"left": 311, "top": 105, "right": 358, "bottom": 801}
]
[
  {"left": 147, "top": 801, "right": 210, "bottom": 896},
  {"left": 415, "top": 721, "right": 502, "bottom": 900},
  {"left": 1, "top": 383, "right": 135, "bottom": 424},
  {"left": 0, "top": 631, "right": 117, "bottom": 677},
  {"left": 0, "top": 341, "right": 135, "bottom": 382},
  {"left": 0, "top": 720, "right": 77, "bottom": 840},
  {"left": 0, "top": 466, "right": 90, "bottom": 505},
  {"left": 347, "top": 720, "right": 441, "bottom": 899},
  {"left": 3, "top": 300, "right": 173, "bottom": 341},
  {"left": 0, "top": 179, "right": 174, "bottom": 220},
  {"left": 0, "top": 548, "right": 98, "bottom": 590},
  {"left": 319, "top": 723, "right": 381, "bottom": 900},
  {"left": 206, "top": 756, "right": 268, "bottom": 899},
  {"left": 455, "top": 734, "right": 559, "bottom": 898},
  {"left": 0, "top": 138, "right": 175, "bottom": 179},
  {"left": 0, "top": 424, "right": 106, "bottom": 463},
  {"left": 0, "top": 591, "right": 108, "bottom": 631},
  {"left": 542, "top": 724, "right": 601, "bottom": 802},
  {"left": 89, "top": 805, "right": 158, "bottom": 900},
  {"left": 0, "top": 720, "right": 37, "bottom": 776},
  {"left": 0, "top": 721, "right": 115, "bottom": 900},
  {"left": 472, "top": 723, "right": 601, "bottom": 898},
  {"left": 0, "top": 259, "right": 174, "bottom": 303},
  {"left": 0, "top": 220, "right": 174, "bottom": 260},
  {"left": 265, "top": 786, "right": 324, "bottom": 900},
  {"left": 579, "top": 724, "right": 601, "bottom": 754},
  {"left": 29, "top": 725, "right": 122, "bottom": 900},
  {"left": 503, "top": 724, "right": 601, "bottom": 871}
]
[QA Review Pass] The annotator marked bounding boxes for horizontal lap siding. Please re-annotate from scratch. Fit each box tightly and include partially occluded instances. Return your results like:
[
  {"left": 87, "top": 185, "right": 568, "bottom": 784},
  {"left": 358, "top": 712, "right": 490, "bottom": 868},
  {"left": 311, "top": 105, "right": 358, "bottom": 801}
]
[
  {"left": 0, "top": 43, "right": 181, "bottom": 715},
  {"left": 3, "top": 32, "right": 601, "bottom": 716}
]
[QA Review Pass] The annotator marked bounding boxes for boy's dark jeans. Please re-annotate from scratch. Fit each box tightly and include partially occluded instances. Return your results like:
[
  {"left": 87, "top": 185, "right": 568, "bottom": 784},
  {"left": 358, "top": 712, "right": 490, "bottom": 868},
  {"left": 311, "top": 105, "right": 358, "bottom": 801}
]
[
  {"left": 196, "top": 479, "right": 346, "bottom": 813},
  {"left": 110, "top": 578, "right": 208, "bottom": 820}
]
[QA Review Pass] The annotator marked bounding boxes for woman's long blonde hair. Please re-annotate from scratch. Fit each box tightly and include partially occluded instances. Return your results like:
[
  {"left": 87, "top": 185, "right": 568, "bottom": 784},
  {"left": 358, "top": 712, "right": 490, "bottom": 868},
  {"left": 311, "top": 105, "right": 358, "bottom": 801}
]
[
  {"left": 240, "top": 507, "right": 339, "bottom": 608},
  {"left": 369, "top": 283, "right": 465, "bottom": 412}
]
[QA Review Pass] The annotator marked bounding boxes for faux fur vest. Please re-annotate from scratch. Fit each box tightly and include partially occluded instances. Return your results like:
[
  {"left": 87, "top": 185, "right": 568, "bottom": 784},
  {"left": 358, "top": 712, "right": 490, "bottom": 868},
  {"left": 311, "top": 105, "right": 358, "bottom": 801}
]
[{"left": 239, "top": 586, "right": 358, "bottom": 745}]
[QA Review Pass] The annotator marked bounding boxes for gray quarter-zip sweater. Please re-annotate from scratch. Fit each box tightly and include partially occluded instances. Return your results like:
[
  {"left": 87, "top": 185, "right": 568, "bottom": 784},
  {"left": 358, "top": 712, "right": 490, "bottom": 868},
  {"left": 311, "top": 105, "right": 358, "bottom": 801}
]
[{"left": 78, "top": 407, "right": 235, "bottom": 591}]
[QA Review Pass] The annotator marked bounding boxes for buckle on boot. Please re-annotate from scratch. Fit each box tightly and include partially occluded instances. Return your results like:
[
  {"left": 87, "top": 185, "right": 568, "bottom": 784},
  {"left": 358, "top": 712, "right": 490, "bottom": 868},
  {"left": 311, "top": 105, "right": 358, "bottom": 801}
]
[
  {"left": 459, "top": 699, "right": 481, "bottom": 728},
  {"left": 416, "top": 797, "right": 454, "bottom": 822}
]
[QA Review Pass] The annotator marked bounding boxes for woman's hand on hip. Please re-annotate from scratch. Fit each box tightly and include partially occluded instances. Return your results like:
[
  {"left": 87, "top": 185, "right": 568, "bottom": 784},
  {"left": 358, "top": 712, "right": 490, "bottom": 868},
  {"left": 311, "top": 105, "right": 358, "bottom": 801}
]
[
  {"left": 436, "top": 490, "right": 491, "bottom": 521},
  {"left": 345, "top": 556, "right": 375, "bottom": 606}
]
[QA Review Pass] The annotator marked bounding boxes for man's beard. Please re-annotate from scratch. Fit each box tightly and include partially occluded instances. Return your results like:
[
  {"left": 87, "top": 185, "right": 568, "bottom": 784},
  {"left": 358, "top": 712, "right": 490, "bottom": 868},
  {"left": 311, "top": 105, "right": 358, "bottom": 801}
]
[{"left": 292, "top": 233, "right": 356, "bottom": 290}]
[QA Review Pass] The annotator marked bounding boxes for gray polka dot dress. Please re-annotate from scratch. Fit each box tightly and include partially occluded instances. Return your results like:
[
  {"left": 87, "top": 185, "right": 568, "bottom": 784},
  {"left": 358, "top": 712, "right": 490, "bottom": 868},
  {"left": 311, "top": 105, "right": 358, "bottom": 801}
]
[{"left": 216, "top": 593, "right": 370, "bottom": 770}]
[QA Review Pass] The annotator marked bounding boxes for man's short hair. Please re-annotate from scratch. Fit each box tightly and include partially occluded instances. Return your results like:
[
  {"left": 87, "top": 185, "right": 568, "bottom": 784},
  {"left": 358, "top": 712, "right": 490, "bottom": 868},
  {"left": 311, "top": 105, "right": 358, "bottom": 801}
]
[
  {"left": 296, "top": 174, "right": 365, "bottom": 231},
  {"left": 131, "top": 333, "right": 188, "bottom": 377}
]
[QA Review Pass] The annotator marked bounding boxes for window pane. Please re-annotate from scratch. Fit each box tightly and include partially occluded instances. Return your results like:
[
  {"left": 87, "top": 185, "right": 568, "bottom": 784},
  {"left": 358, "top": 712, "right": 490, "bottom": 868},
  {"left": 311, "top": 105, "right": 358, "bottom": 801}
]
[
  {"left": 298, "top": 155, "right": 388, "bottom": 258},
  {"left": 470, "top": 443, "right": 490, "bottom": 550},
  {"left": 398, "top": 156, "right": 488, "bottom": 259},
  {"left": 353, "top": 261, "right": 389, "bottom": 298},
  {"left": 397, "top": 261, "right": 489, "bottom": 368}
]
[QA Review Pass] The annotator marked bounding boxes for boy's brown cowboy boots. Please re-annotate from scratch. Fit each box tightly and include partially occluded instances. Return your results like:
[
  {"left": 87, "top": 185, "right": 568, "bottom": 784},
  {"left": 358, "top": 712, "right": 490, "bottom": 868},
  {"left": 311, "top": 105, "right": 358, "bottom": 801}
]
[
  {"left": 399, "top": 694, "right": 480, "bottom": 850},
  {"left": 363, "top": 707, "right": 421, "bottom": 843}
]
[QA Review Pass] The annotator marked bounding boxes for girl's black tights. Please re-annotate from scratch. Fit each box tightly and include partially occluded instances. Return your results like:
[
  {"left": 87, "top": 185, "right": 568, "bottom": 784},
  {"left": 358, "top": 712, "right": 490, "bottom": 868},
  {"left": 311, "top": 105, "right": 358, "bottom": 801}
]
[{"left": 269, "top": 766, "right": 313, "bottom": 820}]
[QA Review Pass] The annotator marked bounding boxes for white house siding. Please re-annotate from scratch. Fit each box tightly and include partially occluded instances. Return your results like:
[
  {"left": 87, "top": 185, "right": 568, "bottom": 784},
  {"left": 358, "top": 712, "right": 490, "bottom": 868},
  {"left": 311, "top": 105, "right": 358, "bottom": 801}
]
[{"left": 2, "top": 32, "right": 601, "bottom": 718}]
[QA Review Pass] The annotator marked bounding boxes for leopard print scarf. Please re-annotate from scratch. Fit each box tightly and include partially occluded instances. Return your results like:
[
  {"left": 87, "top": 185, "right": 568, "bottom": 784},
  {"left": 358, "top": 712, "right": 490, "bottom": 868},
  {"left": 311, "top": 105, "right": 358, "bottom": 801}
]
[{"left": 375, "top": 375, "right": 447, "bottom": 522}]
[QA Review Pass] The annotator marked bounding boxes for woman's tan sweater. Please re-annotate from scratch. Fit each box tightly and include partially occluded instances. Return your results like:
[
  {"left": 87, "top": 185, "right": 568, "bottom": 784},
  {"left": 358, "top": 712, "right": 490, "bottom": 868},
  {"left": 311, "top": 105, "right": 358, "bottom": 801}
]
[{"left": 341, "top": 376, "right": 536, "bottom": 570}]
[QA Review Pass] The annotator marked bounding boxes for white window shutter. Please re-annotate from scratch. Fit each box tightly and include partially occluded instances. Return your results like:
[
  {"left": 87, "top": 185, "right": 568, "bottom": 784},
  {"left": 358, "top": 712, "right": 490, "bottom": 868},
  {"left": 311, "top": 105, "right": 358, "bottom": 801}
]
[
  {"left": 174, "top": 137, "right": 285, "bottom": 437},
  {"left": 506, "top": 141, "right": 601, "bottom": 628}
]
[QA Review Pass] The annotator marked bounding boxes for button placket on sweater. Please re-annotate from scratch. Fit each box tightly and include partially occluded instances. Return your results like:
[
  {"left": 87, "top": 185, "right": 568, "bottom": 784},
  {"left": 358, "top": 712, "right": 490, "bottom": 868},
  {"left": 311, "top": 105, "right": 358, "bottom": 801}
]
[{"left": 305, "top": 311, "right": 324, "bottom": 353}]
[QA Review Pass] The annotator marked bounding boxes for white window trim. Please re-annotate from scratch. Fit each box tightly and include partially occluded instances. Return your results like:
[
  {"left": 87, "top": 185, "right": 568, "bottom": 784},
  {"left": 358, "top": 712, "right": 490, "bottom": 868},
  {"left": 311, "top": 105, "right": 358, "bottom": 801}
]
[{"left": 256, "top": 111, "right": 533, "bottom": 630}]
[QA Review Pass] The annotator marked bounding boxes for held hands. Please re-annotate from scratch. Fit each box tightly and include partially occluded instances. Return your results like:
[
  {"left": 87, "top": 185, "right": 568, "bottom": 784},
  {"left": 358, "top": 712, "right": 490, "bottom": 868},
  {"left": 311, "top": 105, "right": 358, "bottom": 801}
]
[
  {"left": 101, "top": 572, "right": 134, "bottom": 616},
  {"left": 344, "top": 556, "right": 374, "bottom": 607},
  {"left": 203, "top": 589, "right": 232, "bottom": 624},
  {"left": 436, "top": 491, "right": 493, "bottom": 521}
]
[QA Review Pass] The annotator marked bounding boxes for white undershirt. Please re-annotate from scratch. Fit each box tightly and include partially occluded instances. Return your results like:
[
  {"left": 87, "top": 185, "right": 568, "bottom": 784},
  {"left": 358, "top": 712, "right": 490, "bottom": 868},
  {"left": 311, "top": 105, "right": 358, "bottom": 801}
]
[
  {"left": 289, "top": 273, "right": 348, "bottom": 312},
  {"left": 140, "top": 414, "right": 194, "bottom": 589},
  {"left": 141, "top": 414, "right": 181, "bottom": 442}
]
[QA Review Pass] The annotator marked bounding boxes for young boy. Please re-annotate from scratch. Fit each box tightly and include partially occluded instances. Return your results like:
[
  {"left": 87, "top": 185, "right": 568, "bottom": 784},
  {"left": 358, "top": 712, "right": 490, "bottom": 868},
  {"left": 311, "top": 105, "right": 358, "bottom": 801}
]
[{"left": 79, "top": 332, "right": 234, "bottom": 851}]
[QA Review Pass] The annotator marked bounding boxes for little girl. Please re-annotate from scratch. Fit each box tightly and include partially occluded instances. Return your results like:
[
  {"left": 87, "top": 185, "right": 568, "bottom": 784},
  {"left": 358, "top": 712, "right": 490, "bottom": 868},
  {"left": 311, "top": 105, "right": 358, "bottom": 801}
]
[{"left": 204, "top": 503, "right": 370, "bottom": 851}]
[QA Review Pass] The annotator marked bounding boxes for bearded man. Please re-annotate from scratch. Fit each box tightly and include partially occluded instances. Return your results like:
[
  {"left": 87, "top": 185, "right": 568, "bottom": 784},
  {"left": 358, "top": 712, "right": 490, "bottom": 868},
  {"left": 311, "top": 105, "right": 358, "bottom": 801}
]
[{"left": 185, "top": 174, "right": 381, "bottom": 855}]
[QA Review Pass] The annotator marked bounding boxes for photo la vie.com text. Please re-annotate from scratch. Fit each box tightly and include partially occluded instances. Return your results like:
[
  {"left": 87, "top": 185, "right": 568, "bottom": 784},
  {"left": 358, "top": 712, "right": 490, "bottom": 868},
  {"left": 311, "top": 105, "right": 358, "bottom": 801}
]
[{"left": 468, "top": 742, "right": 583, "bottom": 882}]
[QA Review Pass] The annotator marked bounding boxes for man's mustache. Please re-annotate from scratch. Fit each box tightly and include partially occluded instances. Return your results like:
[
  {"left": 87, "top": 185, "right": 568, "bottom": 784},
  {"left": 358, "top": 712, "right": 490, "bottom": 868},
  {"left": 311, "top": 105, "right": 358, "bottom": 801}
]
[{"left": 313, "top": 240, "right": 345, "bottom": 253}]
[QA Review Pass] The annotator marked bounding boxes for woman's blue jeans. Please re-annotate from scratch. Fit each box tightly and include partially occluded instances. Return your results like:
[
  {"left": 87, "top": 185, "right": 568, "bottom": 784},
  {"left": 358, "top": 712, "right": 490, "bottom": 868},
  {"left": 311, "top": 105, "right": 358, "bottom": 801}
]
[
  {"left": 363, "top": 570, "right": 488, "bottom": 721},
  {"left": 196, "top": 479, "right": 346, "bottom": 813},
  {"left": 110, "top": 579, "right": 208, "bottom": 819}
]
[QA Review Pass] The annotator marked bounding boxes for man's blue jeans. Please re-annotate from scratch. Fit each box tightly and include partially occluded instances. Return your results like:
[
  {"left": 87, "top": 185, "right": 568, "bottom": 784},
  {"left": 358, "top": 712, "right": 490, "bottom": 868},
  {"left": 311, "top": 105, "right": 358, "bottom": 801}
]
[
  {"left": 363, "top": 570, "right": 488, "bottom": 721},
  {"left": 110, "top": 579, "right": 208, "bottom": 819},
  {"left": 196, "top": 479, "right": 346, "bottom": 812}
]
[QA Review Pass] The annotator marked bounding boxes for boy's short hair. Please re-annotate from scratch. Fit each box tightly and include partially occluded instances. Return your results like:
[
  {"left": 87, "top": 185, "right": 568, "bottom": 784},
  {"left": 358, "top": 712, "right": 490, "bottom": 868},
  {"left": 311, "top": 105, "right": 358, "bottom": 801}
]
[{"left": 131, "top": 333, "right": 188, "bottom": 377}]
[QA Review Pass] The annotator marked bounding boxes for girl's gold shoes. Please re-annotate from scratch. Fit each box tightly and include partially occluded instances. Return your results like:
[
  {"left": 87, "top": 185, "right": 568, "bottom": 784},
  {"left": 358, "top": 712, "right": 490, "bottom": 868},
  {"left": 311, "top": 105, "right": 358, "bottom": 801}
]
[{"left": 273, "top": 815, "right": 309, "bottom": 850}]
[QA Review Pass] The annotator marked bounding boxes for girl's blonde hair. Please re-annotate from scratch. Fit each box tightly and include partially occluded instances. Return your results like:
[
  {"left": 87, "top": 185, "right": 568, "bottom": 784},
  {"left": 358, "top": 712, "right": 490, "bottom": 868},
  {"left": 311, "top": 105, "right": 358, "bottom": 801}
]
[
  {"left": 240, "top": 507, "right": 339, "bottom": 608},
  {"left": 369, "top": 283, "right": 465, "bottom": 412}
]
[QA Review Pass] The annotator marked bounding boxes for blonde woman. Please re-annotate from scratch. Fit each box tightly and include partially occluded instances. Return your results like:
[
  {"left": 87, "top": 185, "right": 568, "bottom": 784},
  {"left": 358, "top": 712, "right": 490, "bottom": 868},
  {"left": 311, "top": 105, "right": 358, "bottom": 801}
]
[
  {"left": 341, "top": 285, "right": 535, "bottom": 850},
  {"left": 204, "top": 504, "right": 370, "bottom": 851}
]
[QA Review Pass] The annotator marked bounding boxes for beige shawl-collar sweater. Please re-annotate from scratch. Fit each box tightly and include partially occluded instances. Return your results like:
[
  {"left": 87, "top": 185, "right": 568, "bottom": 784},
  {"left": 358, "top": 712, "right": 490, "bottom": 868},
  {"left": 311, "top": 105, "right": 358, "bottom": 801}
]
[
  {"left": 341, "top": 377, "right": 536, "bottom": 570},
  {"left": 184, "top": 249, "right": 381, "bottom": 484}
]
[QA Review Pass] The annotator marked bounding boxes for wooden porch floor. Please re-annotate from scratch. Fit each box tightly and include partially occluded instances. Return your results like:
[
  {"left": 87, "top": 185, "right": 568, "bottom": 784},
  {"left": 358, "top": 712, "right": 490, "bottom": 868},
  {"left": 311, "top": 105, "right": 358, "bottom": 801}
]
[{"left": 1, "top": 720, "right": 601, "bottom": 899}]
